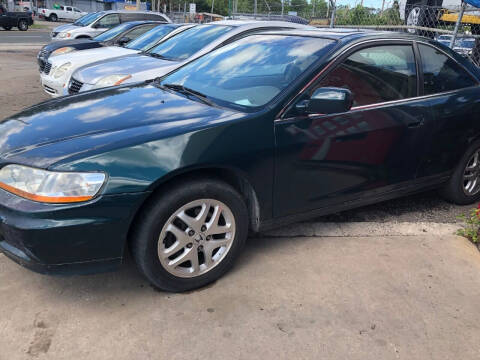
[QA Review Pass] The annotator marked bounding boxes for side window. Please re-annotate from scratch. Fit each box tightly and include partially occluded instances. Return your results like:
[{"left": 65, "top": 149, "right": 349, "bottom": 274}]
[
  {"left": 124, "top": 24, "right": 157, "bottom": 40},
  {"left": 65, "top": 6, "right": 72, "bottom": 11},
  {"left": 74, "top": 8, "right": 81, "bottom": 12},
  {"left": 96, "top": 14, "right": 120, "bottom": 28},
  {"left": 419, "top": 44, "right": 477, "bottom": 95},
  {"left": 314, "top": 45, "right": 417, "bottom": 107},
  {"left": 144, "top": 13, "right": 167, "bottom": 21}
]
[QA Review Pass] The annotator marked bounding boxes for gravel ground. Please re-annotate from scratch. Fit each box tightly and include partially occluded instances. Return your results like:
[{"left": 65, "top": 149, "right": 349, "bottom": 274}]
[{"left": 0, "top": 48, "right": 475, "bottom": 225}]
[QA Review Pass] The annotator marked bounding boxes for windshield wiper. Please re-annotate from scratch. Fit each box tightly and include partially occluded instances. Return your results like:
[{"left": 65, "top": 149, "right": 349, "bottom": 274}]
[{"left": 162, "top": 83, "right": 215, "bottom": 106}]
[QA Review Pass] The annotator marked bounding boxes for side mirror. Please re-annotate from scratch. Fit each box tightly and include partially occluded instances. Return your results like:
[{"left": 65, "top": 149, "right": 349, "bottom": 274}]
[
  {"left": 116, "top": 36, "right": 131, "bottom": 46},
  {"left": 296, "top": 87, "right": 353, "bottom": 115}
]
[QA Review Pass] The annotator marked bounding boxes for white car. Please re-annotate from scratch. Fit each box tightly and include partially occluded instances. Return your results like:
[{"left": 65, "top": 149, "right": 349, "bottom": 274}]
[
  {"left": 68, "top": 20, "right": 315, "bottom": 94},
  {"left": 39, "top": 6, "right": 86, "bottom": 22},
  {"left": 50, "top": 10, "right": 171, "bottom": 41},
  {"left": 40, "top": 23, "right": 189, "bottom": 97}
]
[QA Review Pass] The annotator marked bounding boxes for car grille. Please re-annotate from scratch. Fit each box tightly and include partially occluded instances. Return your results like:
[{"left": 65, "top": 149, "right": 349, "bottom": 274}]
[
  {"left": 38, "top": 59, "right": 45, "bottom": 72},
  {"left": 68, "top": 78, "right": 83, "bottom": 95},
  {"left": 43, "top": 62, "right": 52, "bottom": 75}
]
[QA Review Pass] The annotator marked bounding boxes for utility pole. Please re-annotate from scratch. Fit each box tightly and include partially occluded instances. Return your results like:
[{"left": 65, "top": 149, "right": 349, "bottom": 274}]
[
  {"left": 254, "top": 0, "right": 257, "bottom": 18},
  {"left": 211, "top": 0, "right": 214, "bottom": 13},
  {"left": 312, "top": 0, "right": 315, "bottom": 17},
  {"left": 136, "top": 0, "right": 140, "bottom": 10}
]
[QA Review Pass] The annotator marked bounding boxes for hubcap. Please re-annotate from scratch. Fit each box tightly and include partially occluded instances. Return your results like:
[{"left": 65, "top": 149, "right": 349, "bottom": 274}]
[
  {"left": 463, "top": 150, "right": 480, "bottom": 196},
  {"left": 407, "top": 7, "right": 421, "bottom": 33},
  {"left": 157, "top": 199, "right": 236, "bottom": 278}
]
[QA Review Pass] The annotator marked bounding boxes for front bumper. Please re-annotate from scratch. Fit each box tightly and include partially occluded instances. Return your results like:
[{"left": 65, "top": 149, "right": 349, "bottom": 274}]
[
  {"left": 0, "top": 188, "right": 150, "bottom": 275},
  {"left": 40, "top": 71, "right": 66, "bottom": 97}
]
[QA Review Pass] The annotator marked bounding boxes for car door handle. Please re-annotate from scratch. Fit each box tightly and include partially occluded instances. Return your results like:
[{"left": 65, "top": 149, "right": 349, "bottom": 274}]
[{"left": 407, "top": 116, "right": 425, "bottom": 128}]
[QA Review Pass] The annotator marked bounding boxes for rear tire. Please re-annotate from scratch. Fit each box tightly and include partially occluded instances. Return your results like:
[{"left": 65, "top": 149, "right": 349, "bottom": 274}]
[
  {"left": 440, "top": 140, "right": 480, "bottom": 205},
  {"left": 49, "top": 14, "right": 58, "bottom": 22},
  {"left": 130, "top": 178, "right": 249, "bottom": 292},
  {"left": 17, "top": 20, "right": 28, "bottom": 31}
]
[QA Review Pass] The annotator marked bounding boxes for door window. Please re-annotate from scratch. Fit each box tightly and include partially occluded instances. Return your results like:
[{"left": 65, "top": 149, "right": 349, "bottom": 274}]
[
  {"left": 124, "top": 24, "right": 157, "bottom": 40},
  {"left": 314, "top": 44, "right": 417, "bottom": 107},
  {"left": 96, "top": 14, "right": 120, "bottom": 29},
  {"left": 418, "top": 44, "right": 477, "bottom": 95},
  {"left": 65, "top": 6, "right": 72, "bottom": 11}
]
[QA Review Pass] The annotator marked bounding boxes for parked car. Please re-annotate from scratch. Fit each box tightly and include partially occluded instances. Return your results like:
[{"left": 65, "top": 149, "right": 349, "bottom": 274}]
[
  {"left": 40, "top": 24, "right": 191, "bottom": 97},
  {"left": 435, "top": 34, "right": 453, "bottom": 47},
  {"left": 37, "top": 20, "right": 168, "bottom": 73},
  {"left": 68, "top": 20, "right": 314, "bottom": 94},
  {"left": 453, "top": 37, "right": 476, "bottom": 57},
  {"left": 50, "top": 10, "right": 171, "bottom": 41},
  {"left": 0, "top": 4, "right": 33, "bottom": 31},
  {"left": 1, "top": 30, "right": 480, "bottom": 291},
  {"left": 39, "top": 5, "right": 87, "bottom": 22}
]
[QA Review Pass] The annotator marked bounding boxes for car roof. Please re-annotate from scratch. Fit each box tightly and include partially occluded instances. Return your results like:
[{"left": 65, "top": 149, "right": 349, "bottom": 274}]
[
  {"left": 253, "top": 28, "right": 432, "bottom": 41},
  {"left": 209, "top": 19, "right": 313, "bottom": 28}
]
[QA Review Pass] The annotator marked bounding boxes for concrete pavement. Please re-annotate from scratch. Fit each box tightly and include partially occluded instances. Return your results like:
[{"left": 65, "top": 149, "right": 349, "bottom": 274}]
[{"left": 1, "top": 232, "right": 480, "bottom": 360}]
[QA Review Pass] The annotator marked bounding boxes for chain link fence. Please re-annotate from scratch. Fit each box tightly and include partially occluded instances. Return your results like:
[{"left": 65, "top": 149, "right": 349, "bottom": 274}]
[{"left": 165, "top": 0, "right": 480, "bottom": 65}]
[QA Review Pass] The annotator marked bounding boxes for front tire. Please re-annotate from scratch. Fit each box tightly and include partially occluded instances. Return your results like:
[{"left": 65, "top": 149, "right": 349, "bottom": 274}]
[
  {"left": 131, "top": 179, "right": 249, "bottom": 292},
  {"left": 49, "top": 14, "right": 58, "bottom": 22},
  {"left": 17, "top": 20, "right": 28, "bottom": 31},
  {"left": 440, "top": 140, "right": 480, "bottom": 204}
]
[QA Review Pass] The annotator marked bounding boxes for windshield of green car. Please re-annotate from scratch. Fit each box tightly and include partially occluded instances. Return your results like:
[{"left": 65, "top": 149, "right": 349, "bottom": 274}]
[
  {"left": 73, "top": 12, "right": 103, "bottom": 26},
  {"left": 148, "top": 24, "right": 233, "bottom": 61},
  {"left": 160, "top": 34, "right": 334, "bottom": 110},
  {"left": 125, "top": 24, "right": 177, "bottom": 51}
]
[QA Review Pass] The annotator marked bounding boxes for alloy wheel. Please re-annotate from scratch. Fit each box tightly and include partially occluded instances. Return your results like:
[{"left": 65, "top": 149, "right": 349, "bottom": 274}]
[
  {"left": 157, "top": 199, "right": 236, "bottom": 278},
  {"left": 406, "top": 7, "right": 421, "bottom": 34},
  {"left": 463, "top": 150, "right": 480, "bottom": 196}
]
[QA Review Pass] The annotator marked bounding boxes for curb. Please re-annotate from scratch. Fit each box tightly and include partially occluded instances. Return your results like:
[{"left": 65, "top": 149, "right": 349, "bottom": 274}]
[{"left": 0, "top": 44, "right": 44, "bottom": 51}]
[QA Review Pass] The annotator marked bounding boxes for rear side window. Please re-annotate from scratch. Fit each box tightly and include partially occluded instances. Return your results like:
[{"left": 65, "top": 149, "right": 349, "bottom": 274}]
[
  {"left": 419, "top": 44, "right": 477, "bottom": 95},
  {"left": 124, "top": 24, "right": 157, "bottom": 39},
  {"left": 315, "top": 45, "right": 417, "bottom": 107},
  {"left": 96, "top": 14, "right": 120, "bottom": 29},
  {"left": 144, "top": 13, "right": 168, "bottom": 21}
]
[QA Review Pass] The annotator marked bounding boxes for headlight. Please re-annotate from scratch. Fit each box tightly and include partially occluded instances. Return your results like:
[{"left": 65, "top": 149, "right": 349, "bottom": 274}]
[
  {"left": 0, "top": 165, "right": 106, "bottom": 203},
  {"left": 52, "top": 62, "right": 72, "bottom": 79},
  {"left": 51, "top": 47, "right": 75, "bottom": 57},
  {"left": 58, "top": 32, "right": 71, "bottom": 39},
  {"left": 94, "top": 74, "right": 132, "bottom": 88}
]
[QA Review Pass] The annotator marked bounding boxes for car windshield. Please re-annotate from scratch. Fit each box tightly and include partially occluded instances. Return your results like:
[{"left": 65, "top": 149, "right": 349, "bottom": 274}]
[
  {"left": 73, "top": 12, "right": 103, "bottom": 26},
  {"left": 93, "top": 22, "right": 132, "bottom": 41},
  {"left": 160, "top": 35, "right": 334, "bottom": 109},
  {"left": 125, "top": 24, "right": 176, "bottom": 51},
  {"left": 456, "top": 39, "right": 475, "bottom": 48},
  {"left": 148, "top": 24, "right": 234, "bottom": 61}
]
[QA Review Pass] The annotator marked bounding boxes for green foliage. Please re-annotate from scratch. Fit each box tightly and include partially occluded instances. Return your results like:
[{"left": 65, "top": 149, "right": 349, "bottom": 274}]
[
  {"left": 335, "top": 4, "right": 402, "bottom": 26},
  {"left": 457, "top": 208, "right": 480, "bottom": 243}
]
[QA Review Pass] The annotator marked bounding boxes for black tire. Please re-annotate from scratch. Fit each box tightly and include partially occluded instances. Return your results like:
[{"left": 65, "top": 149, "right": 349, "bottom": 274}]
[
  {"left": 49, "top": 13, "right": 58, "bottom": 22},
  {"left": 17, "top": 20, "right": 28, "bottom": 31},
  {"left": 2, "top": 26, "right": 12, "bottom": 31},
  {"left": 440, "top": 140, "right": 480, "bottom": 205},
  {"left": 130, "top": 178, "right": 249, "bottom": 292}
]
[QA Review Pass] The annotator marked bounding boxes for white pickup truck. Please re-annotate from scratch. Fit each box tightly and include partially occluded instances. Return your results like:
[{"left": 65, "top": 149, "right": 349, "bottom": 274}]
[{"left": 39, "top": 6, "right": 87, "bottom": 22}]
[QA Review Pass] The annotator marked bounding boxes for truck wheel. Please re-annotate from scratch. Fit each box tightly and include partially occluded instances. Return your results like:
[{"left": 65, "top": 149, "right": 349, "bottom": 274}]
[
  {"left": 2, "top": 26, "right": 12, "bottom": 31},
  {"left": 49, "top": 14, "right": 58, "bottom": 22},
  {"left": 17, "top": 20, "right": 28, "bottom": 31},
  {"left": 405, "top": 2, "right": 436, "bottom": 38}
]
